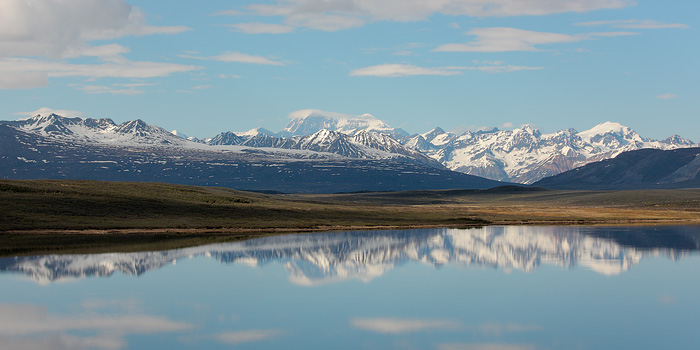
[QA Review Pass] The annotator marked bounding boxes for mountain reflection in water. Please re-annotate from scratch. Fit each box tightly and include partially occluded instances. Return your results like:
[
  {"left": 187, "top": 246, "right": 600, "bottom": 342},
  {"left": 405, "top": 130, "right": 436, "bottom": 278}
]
[{"left": 2, "top": 225, "right": 698, "bottom": 284}]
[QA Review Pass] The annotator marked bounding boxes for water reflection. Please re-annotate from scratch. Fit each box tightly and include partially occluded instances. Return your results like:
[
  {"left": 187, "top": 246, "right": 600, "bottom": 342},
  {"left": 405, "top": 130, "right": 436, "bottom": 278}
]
[
  {"left": 2, "top": 225, "right": 698, "bottom": 284},
  {"left": 0, "top": 302, "right": 192, "bottom": 350}
]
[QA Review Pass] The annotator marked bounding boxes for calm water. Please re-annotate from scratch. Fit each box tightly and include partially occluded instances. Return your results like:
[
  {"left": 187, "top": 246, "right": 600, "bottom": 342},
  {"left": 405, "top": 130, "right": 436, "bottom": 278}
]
[{"left": 1, "top": 225, "right": 699, "bottom": 350}]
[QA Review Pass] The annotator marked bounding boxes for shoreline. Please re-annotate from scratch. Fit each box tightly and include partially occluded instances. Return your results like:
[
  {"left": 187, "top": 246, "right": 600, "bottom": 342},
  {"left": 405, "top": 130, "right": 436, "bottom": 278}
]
[
  {"left": 3, "top": 217, "right": 700, "bottom": 236},
  {"left": 2, "top": 179, "right": 699, "bottom": 257}
]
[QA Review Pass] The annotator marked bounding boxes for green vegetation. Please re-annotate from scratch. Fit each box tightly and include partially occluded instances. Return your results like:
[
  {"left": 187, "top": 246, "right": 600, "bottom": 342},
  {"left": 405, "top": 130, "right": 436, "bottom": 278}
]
[
  {"left": 0, "top": 179, "right": 489, "bottom": 231},
  {"left": 1, "top": 179, "right": 699, "bottom": 256}
]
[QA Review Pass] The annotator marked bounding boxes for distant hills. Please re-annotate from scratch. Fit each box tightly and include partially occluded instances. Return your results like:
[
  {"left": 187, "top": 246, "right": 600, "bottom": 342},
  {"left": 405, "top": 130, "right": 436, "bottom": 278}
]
[
  {"left": 205, "top": 110, "right": 696, "bottom": 184},
  {"left": 534, "top": 147, "right": 700, "bottom": 190},
  {"left": 0, "top": 114, "right": 502, "bottom": 193},
  {"left": 1, "top": 110, "right": 698, "bottom": 192}
]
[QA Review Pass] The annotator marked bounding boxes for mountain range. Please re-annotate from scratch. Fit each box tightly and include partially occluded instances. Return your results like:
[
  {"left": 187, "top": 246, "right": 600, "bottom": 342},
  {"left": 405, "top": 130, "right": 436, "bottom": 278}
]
[
  {"left": 1, "top": 110, "right": 697, "bottom": 192},
  {"left": 201, "top": 109, "right": 696, "bottom": 184},
  {"left": 0, "top": 113, "right": 502, "bottom": 193}
]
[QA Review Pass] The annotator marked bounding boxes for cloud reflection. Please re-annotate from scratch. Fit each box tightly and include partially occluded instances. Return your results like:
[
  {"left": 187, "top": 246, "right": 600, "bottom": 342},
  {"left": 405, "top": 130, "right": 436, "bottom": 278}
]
[
  {"left": 351, "top": 318, "right": 461, "bottom": 334},
  {"left": 0, "top": 302, "right": 193, "bottom": 350},
  {"left": 438, "top": 343, "right": 535, "bottom": 350},
  {"left": 476, "top": 323, "right": 542, "bottom": 336},
  {"left": 352, "top": 317, "right": 542, "bottom": 337},
  {"left": 216, "top": 329, "right": 281, "bottom": 344}
]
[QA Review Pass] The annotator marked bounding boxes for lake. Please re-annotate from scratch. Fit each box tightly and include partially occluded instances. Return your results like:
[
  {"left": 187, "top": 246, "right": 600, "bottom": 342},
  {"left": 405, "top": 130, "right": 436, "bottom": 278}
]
[{"left": 1, "top": 225, "right": 699, "bottom": 350}]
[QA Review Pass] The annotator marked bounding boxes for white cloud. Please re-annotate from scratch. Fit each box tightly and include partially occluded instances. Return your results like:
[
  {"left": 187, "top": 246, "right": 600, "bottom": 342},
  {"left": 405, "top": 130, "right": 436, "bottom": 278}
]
[
  {"left": 226, "top": 23, "right": 296, "bottom": 34},
  {"left": 0, "top": 0, "right": 195, "bottom": 90},
  {"left": 14, "top": 108, "right": 83, "bottom": 119},
  {"left": 232, "top": 0, "right": 634, "bottom": 31},
  {"left": 434, "top": 27, "right": 637, "bottom": 52},
  {"left": 588, "top": 31, "right": 639, "bottom": 37},
  {"left": 181, "top": 52, "right": 285, "bottom": 66},
  {"left": 350, "top": 64, "right": 466, "bottom": 77},
  {"left": 350, "top": 62, "right": 541, "bottom": 77},
  {"left": 576, "top": 19, "right": 688, "bottom": 29},
  {"left": 0, "top": 58, "right": 203, "bottom": 80},
  {"left": 0, "top": 0, "right": 190, "bottom": 59},
  {"left": 286, "top": 13, "right": 366, "bottom": 31},
  {"left": 656, "top": 93, "right": 678, "bottom": 100},
  {"left": 0, "top": 71, "right": 49, "bottom": 89},
  {"left": 351, "top": 318, "right": 461, "bottom": 334},
  {"left": 62, "top": 44, "right": 132, "bottom": 60},
  {"left": 467, "top": 65, "right": 543, "bottom": 73},
  {"left": 475, "top": 60, "right": 504, "bottom": 65},
  {"left": 501, "top": 122, "right": 514, "bottom": 128},
  {"left": 73, "top": 84, "right": 147, "bottom": 95},
  {"left": 177, "top": 84, "right": 214, "bottom": 94},
  {"left": 0, "top": 334, "right": 127, "bottom": 350},
  {"left": 215, "top": 330, "right": 281, "bottom": 344}
]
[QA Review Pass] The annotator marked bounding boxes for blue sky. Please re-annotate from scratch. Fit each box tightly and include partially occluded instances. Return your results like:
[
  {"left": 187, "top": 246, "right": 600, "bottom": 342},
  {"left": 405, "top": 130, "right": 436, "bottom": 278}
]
[{"left": 0, "top": 0, "right": 697, "bottom": 140}]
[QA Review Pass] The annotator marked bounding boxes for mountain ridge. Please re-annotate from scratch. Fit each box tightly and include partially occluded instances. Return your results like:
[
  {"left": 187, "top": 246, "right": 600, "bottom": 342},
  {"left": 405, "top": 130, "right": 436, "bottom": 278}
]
[
  {"left": 3, "top": 111, "right": 698, "bottom": 186},
  {"left": 533, "top": 147, "right": 700, "bottom": 190},
  {"left": 0, "top": 115, "right": 504, "bottom": 193}
]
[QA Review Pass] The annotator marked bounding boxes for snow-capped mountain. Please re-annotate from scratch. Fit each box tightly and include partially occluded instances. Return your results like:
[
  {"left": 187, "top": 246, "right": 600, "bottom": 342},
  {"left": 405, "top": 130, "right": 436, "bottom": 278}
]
[
  {"left": 3, "top": 112, "right": 697, "bottom": 186},
  {"left": 207, "top": 128, "right": 439, "bottom": 167},
  {"left": 207, "top": 131, "right": 244, "bottom": 146},
  {"left": 406, "top": 122, "right": 697, "bottom": 184},
  {"left": 9, "top": 113, "right": 186, "bottom": 146},
  {"left": 2, "top": 226, "right": 695, "bottom": 284},
  {"left": 170, "top": 129, "right": 188, "bottom": 139},
  {"left": 5, "top": 114, "right": 436, "bottom": 167},
  {"left": 235, "top": 127, "right": 276, "bottom": 137},
  {"left": 281, "top": 109, "right": 409, "bottom": 138},
  {"left": 1, "top": 114, "right": 503, "bottom": 193}
]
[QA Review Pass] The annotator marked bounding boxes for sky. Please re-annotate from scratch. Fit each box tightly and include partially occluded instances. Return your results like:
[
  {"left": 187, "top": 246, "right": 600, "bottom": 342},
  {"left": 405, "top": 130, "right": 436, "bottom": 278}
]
[{"left": 0, "top": 0, "right": 697, "bottom": 140}]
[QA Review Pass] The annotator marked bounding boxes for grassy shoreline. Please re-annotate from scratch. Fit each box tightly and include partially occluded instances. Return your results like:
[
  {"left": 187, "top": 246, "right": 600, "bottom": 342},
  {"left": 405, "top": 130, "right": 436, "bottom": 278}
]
[{"left": 2, "top": 179, "right": 699, "bottom": 256}]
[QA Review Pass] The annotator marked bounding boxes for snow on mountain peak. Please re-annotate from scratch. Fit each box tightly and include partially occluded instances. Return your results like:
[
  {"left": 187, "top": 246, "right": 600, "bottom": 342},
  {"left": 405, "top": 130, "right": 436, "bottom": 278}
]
[
  {"left": 577, "top": 121, "right": 630, "bottom": 139},
  {"left": 519, "top": 124, "right": 540, "bottom": 136},
  {"left": 283, "top": 109, "right": 399, "bottom": 137},
  {"left": 171, "top": 130, "right": 188, "bottom": 139},
  {"left": 420, "top": 127, "right": 447, "bottom": 142},
  {"left": 287, "top": 109, "right": 377, "bottom": 121},
  {"left": 288, "top": 109, "right": 343, "bottom": 120},
  {"left": 234, "top": 127, "right": 275, "bottom": 137}
]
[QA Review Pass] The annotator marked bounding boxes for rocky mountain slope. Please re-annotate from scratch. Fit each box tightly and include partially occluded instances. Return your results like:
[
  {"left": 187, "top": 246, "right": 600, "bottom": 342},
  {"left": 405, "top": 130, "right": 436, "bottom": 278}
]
[
  {"left": 533, "top": 147, "right": 700, "bottom": 190},
  {"left": 406, "top": 122, "right": 696, "bottom": 184},
  {"left": 4, "top": 111, "right": 697, "bottom": 187},
  {"left": 0, "top": 114, "right": 504, "bottom": 193},
  {"left": 220, "top": 109, "right": 696, "bottom": 184},
  {"left": 206, "top": 128, "right": 439, "bottom": 168}
]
